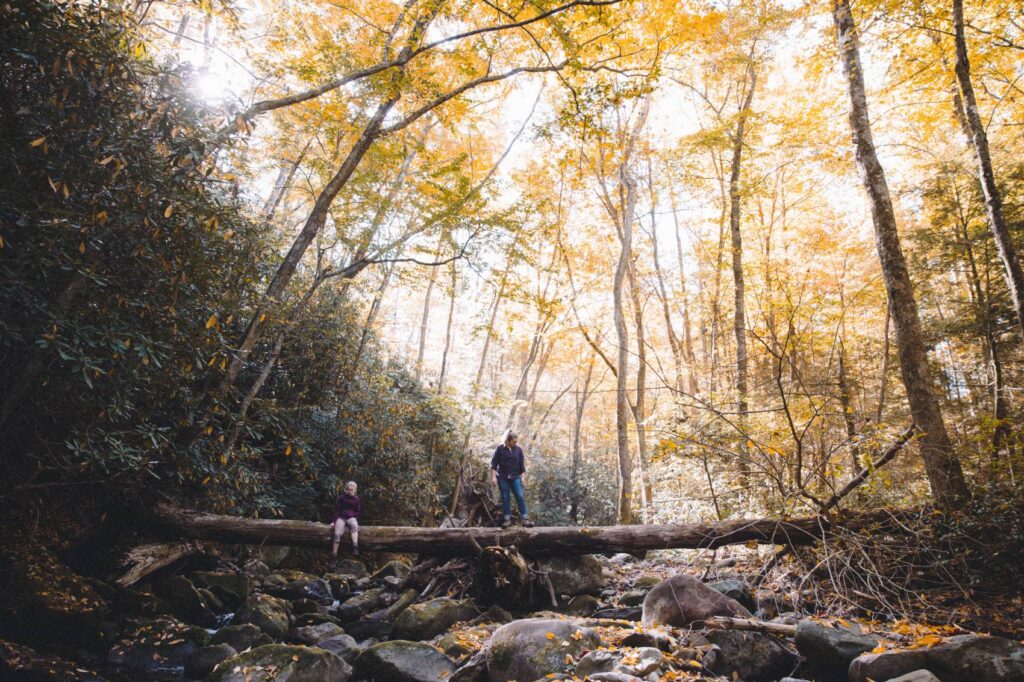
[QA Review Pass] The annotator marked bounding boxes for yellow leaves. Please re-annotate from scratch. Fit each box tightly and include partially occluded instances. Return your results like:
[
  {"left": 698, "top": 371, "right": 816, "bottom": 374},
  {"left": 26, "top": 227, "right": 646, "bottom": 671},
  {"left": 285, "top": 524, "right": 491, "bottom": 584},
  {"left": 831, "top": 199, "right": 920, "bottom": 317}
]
[
  {"left": 545, "top": 632, "right": 556, "bottom": 640},
  {"left": 96, "top": 210, "right": 108, "bottom": 225},
  {"left": 30, "top": 136, "right": 47, "bottom": 148},
  {"left": 911, "top": 634, "right": 943, "bottom": 649},
  {"left": 284, "top": 443, "right": 293, "bottom": 456},
  {"left": 164, "top": 204, "right": 174, "bottom": 218},
  {"left": 202, "top": 475, "right": 211, "bottom": 485},
  {"left": 205, "top": 314, "right": 218, "bottom": 330},
  {"left": 78, "top": 242, "right": 86, "bottom": 254},
  {"left": 291, "top": 654, "right": 300, "bottom": 661},
  {"left": 98, "top": 155, "right": 114, "bottom": 166},
  {"left": 870, "top": 644, "right": 888, "bottom": 654}
]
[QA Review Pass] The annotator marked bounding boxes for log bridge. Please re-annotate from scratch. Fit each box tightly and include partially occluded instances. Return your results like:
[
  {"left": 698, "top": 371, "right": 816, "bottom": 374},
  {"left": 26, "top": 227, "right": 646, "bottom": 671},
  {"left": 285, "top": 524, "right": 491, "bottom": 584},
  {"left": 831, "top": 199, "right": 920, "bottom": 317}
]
[{"left": 155, "top": 504, "right": 905, "bottom": 557}]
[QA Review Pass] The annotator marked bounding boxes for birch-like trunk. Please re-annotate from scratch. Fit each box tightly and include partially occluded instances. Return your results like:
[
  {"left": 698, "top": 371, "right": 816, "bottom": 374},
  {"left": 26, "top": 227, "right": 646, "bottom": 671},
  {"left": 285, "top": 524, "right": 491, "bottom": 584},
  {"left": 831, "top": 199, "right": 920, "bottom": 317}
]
[{"left": 833, "top": 0, "right": 970, "bottom": 508}]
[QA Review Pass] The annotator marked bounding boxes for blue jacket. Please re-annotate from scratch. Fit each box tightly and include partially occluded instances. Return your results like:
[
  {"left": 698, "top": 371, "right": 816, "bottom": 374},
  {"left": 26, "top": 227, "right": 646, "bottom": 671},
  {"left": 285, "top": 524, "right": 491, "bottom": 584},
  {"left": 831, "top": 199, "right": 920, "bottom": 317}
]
[{"left": 491, "top": 444, "right": 525, "bottom": 480}]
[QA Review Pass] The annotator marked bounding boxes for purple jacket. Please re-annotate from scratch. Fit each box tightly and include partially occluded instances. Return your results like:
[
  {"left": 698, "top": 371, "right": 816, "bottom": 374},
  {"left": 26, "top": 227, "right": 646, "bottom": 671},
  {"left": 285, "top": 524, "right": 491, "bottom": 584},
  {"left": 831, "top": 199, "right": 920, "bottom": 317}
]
[
  {"left": 333, "top": 493, "right": 362, "bottom": 522},
  {"left": 491, "top": 444, "right": 525, "bottom": 480}
]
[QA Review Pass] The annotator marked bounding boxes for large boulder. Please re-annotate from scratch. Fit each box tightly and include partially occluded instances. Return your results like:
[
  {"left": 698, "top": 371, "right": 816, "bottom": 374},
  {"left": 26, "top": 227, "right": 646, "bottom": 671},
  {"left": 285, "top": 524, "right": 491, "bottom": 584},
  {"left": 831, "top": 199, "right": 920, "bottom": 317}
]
[
  {"left": 393, "top": 598, "right": 478, "bottom": 641},
  {"left": 794, "top": 620, "right": 878, "bottom": 681},
  {"left": 251, "top": 545, "right": 291, "bottom": 570},
  {"left": 276, "top": 578, "right": 334, "bottom": 606},
  {"left": 641, "top": 574, "right": 751, "bottom": 626},
  {"left": 371, "top": 560, "right": 411, "bottom": 582},
  {"left": 593, "top": 606, "right": 642, "bottom": 621},
  {"left": 107, "top": 618, "right": 210, "bottom": 678},
  {"left": 535, "top": 556, "right": 605, "bottom": 597},
  {"left": 208, "top": 644, "right": 351, "bottom": 682},
  {"left": 485, "top": 618, "right": 603, "bottom": 682},
  {"left": 335, "top": 559, "right": 369, "bottom": 579},
  {"left": 849, "top": 635, "right": 1024, "bottom": 682},
  {"left": 353, "top": 640, "right": 456, "bottom": 682},
  {"left": 0, "top": 547, "right": 110, "bottom": 649},
  {"left": 156, "top": 575, "right": 219, "bottom": 627},
  {"left": 705, "top": 629, "right": 800, "bottom": 682},
  {"left": 211, "top": 623, "right": 273, "bottom": 652},
  {"left": 236, "top": 593, "right": 292, "bottom": 639},
  {"left": 185, "top": 644, "right": 237, "bottom": 679}
]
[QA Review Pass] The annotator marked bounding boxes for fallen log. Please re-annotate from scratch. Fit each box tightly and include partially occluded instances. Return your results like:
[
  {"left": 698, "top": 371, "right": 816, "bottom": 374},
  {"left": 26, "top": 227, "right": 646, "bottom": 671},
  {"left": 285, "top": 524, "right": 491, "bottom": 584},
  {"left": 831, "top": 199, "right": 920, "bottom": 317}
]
[
  {"left": 116, "top": 541, "right": 205, "bottom": 587},
  {"left": 154, "top": 504, "right": 911, "bottom": 556},
  {"left": 705, "top": 616, "right": 796, "bottom": 636}
]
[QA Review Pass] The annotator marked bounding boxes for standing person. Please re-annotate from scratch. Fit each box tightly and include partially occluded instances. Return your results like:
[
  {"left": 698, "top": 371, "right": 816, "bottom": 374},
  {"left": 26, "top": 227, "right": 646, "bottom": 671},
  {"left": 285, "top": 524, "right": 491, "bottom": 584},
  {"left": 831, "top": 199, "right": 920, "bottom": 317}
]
[
  {"left": 329, "top": 481, "right": 361, "bottom": 571},
  {"left": 491, "top": 431, "right": 534, "bottom": 528}
]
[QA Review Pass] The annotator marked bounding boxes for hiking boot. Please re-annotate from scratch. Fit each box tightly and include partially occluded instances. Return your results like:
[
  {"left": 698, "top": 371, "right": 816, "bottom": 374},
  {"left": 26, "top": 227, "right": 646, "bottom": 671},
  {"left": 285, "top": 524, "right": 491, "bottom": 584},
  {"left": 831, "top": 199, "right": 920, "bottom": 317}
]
[
  {"left": 352, "top": 545, "right": 360, "bottom": 556},
  {"left": 501, "top": 518, "right": 511, "bottom": 529},
  {"left": 522, "top": 518, "right": 534, "bottom": 528},
  {"left": 328, "top": 557, "right": 338, "bottom": 572}
]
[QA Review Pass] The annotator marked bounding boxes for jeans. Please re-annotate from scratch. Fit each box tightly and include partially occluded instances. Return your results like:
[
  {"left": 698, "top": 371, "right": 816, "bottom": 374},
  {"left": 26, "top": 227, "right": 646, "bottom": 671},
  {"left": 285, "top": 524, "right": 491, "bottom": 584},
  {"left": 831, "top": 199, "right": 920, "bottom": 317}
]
[{"left": 497, "top": 476, "right": 528, "bottom": 519}]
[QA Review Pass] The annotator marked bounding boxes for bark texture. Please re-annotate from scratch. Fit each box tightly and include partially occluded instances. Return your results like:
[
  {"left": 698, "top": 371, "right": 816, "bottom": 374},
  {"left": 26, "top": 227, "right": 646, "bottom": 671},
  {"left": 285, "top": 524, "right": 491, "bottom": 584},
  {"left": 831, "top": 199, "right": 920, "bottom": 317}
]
[
  {"left": 833, "top": 0, "right": 970, "bottom": 508},
  {"left": 155, "top": 503, "right": 906, "bottom": 555}
]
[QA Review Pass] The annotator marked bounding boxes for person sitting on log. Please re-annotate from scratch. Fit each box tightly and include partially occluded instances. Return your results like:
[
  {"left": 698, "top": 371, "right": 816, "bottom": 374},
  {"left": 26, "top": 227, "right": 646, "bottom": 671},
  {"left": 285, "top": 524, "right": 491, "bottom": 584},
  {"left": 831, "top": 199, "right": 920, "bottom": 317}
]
[
  {"left": 329, "top": 480, "right": 361, "bottom": 570},
  {"left": 491, "top": 431, "right": 534, "bottom": 529}
]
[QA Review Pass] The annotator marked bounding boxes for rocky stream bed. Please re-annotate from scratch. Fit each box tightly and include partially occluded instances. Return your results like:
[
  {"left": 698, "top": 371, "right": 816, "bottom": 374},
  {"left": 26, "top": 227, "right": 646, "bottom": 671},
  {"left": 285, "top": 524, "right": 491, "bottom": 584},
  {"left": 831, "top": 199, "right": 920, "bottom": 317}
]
[{"left": 1, "top": 544, "right": 1022, "bottom": 682}]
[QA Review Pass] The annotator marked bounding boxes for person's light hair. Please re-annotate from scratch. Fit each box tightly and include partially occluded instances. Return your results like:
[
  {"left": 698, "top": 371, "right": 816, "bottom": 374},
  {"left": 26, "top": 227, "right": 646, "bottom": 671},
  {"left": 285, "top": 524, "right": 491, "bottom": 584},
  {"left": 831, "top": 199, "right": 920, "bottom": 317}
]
[
  {"left": 345, "top": 481, "right": 357, "bottom": 490},
  {"left": 505, "top": 431, "right": 518, "bottom": 443}
]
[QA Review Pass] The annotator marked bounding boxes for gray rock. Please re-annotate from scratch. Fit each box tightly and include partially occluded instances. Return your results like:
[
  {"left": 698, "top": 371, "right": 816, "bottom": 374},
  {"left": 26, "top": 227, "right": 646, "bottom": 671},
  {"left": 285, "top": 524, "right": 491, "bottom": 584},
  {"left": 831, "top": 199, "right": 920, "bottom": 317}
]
[
  {"left": 314, "top": 633, "right": 362, "bottom": 663},
  {"left": 633, "top": 574, "right": 661, "bottom": 588},
  {"left": 849, "top": 635, "right": 1024, "bottom": 682},
  {"left": 208, "top": 643, "right": 351, "bottom": 682},
  {"left": 620, "top": 589, "right": 647, "bottom": 607},
  {"left": 291, "top": 621, "right": 345, "bottom": 645},
  {"left": 575, "top": 647, "right": 663, "bottom": 678},
  {"left": 156, "top": 575, "right": 218, "bottom": 627},
  {"left": 185, "top": 643, "right": 236, "bottom": 679},
  {"left": 344, "top": 619, "right": 393, "bottom": 640},
  {"left": 641, "top": 574, "right": 751, "bottom": 627},
  {"left": 235, "top": 593, "right": 292, "bottom": 640},
  {"left": 885, "top": 671, "right": 942, "bottom": 682},
  {"left": 794, "top": 619, "right": 878, "bottom": 681},
  {"left": 485, "top": 618, "right": 602, "bottom": 682},
  {"left": 708, "top": 578, "right": 755, "bottom": 612},
  {"left": 564, "top": 595, "right": 601, "bottom": 616},
  {"left": 324, "top": 573, "right": 354, "bottom": 600},
  {"left": 705, "top": 629, "right": 800, "bottom": 682},
  {"left": 393, "top": 597, "right": 478, "bottom": 641},
  {"left": 252, "top": 545, "right": 291, "bottom": 570},
  {"left": 620, "top": 629, "right": 676, "bottom": 652},
  {"left": 469, "top": 604, "right": 513, "bottom": 625},
  {"left": 535, "top": 555, "right": 605, "bottom": 596},
  {"left": 450, "top": 649, "right": 488, "bottom": 682},
  {"left": 107, "top": 618, "right": 209, "bottom": 678},
  {"left": 371, "top": 560, "right": 411, "bottom": 582},
  {"left": 274, "top": 578, "right": 334, "bottom": 605},
  {"left": 336, "top": 559, "right": 369, "bottom": 579},
  {"left": 610, "top": 553, "right": 641, "bottom": 564},
  {"left": 294, "top": 612, "right": 342, "bottom": 628},
  {"left": 290, "top": 598, "right": 323, "bottom": 615},
  {"left": 211, "top": 624, "right": 272, "bottom": 652},
  {"left": 334, "top": 588, "right": 386, "bottom": 622},
  {"left": 592, "top": 607, "right": 642, "bottom": 621},
  {"left": 191, "top": 572, "right": 251, "bottom": 608},
  {"left": 353, "top": 640, "right": 456, "bottom": 682},
  {"left": 588, "top": 674, "right": 643, "bottom": 682}
]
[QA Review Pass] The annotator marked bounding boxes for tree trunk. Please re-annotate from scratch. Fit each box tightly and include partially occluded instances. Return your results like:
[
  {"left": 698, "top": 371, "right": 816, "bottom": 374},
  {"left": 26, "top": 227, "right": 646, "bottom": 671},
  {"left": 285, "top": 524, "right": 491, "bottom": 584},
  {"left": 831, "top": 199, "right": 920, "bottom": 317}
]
[
  {"left": 437, "top": 261, "right": 458, "bottom": 393},
  {"left": 952, "top": 0, "right": 1024, "bottom": 340},
  {"left": 154, "top": 503, "right": 914, "bottom": 555},
  {"left": 613, "top": 97, "right": 651, "bottom": 524},
  {"left": 570, "top": 357, "right": 596, "bottom": 524},
  {"left": 414, "top": 235, "right": 445, "bottom": 380},
  {"left": 837, "top": 338, "right": 861, "bottom": 471},
  {"left": 729, "top": 60, "right": 757, "bottom": 481},
  {"left": 833, "top": 0, "right": 970, "bottom": 508}
]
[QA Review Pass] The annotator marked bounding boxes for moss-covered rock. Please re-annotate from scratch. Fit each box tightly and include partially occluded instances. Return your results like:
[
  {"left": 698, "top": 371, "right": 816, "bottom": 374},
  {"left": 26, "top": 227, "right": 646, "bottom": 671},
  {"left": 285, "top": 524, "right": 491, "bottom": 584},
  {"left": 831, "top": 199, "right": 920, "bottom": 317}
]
[
  {"left": 207, "top": 643, "right": 352, "bottom": 682},
  {"left": 156, "top": 575, "right": 219, "bottom": 627},
  {"left": 185, "top": 643, "right": 237, "bottom": 679},
  {"left": 335, "top": 559, "right": 368, "bottom": 579},
  {"left": 535, "top": 556, "right": 605, "bottom": 597},
  {"left": 353, "top": 640, "right": 456, "bottom": 682},
  {"left": 334, "top": 587, "right": 385, "bottom": 622},
  {"left": 393, "top": 597, "right": 478, "bottom": 641},
  {"left": 236, "top": 593, "right": 292, "bottom": 640},
  {"left": 370, "top": 560, "right": 410, "bottom": 582},
  {"left": 211, "top": 623, "right": 272, "bottom": 653},
  {"left": 192, "top": 571, "right": 251, "bottom": 608},
  {"left": 485, "top": 618, "right": 602, "bottom": 682},
  {"left": 291, "top": 622, "right": 344, "bottom": 645}
]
